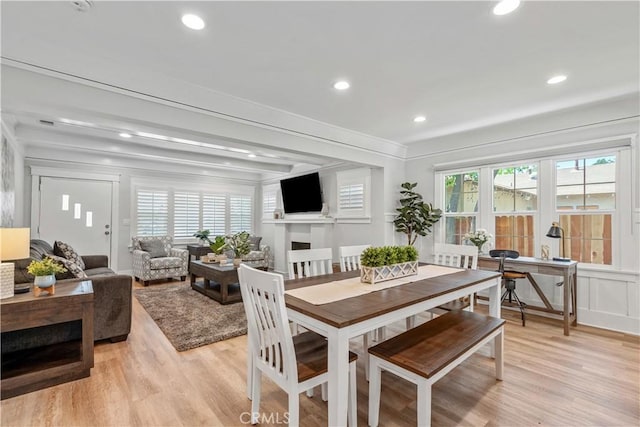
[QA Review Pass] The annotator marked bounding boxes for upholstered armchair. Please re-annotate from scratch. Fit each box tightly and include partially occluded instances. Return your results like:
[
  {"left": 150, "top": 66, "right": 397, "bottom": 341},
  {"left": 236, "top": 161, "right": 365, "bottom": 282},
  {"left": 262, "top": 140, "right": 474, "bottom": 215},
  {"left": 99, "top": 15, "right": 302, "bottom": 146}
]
[{"left": 132, "top": 236, "right": 188, "bottom": 286}]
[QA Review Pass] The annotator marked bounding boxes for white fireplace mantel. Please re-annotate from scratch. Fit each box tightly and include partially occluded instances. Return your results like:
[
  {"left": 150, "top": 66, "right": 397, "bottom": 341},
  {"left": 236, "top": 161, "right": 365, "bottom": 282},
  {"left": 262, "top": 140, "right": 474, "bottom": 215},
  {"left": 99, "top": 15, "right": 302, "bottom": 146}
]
[
  {"left": 263, "top": 218, "right": 336, "bottom": 224},
  {"left": 270, "top": 218, "right": 335, "bottom": 276}
]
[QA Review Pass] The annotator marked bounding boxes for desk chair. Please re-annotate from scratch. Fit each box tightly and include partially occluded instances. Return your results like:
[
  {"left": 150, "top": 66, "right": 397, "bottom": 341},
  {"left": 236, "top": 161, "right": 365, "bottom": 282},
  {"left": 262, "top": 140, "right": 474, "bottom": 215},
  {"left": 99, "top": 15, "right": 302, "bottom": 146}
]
[
  {"left": 489, "top": 249, "right": 527, "bottom": 326},
  {"left": 238, "top": 264, "right": 358, "bottom": 426}
]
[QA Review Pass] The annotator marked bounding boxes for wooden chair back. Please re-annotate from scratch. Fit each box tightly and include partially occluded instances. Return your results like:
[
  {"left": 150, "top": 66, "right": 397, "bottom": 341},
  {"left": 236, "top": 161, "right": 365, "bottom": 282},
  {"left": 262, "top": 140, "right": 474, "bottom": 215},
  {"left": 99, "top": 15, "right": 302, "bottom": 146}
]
[
  {"left": 338, "top": 245, "right": 371, "bottom": 272},
  {"left": 238, "top": 265, "right": 297, "bottom": 390},
  {"left": 287, "top": 248, "right": 333, "bottom": 279},
  {"left": 433, "top": 243, "right": 478, "bottom": 270}
]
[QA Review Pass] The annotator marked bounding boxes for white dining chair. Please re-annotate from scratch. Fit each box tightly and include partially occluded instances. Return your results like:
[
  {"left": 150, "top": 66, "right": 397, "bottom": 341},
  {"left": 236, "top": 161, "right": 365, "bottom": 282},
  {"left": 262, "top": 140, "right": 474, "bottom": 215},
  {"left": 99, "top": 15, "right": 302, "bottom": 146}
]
[
  {"left": 287, "top": 248, "right": 333, "bottom": 279},
  {"left": 406, "top": 243, "right": 479, "bottom": 329},
  {"left": 338, "top": 244, "right": 370, "bottom": 272},
  {"left": 238, "top": 264, "right": 358, "bottom": 427},
  {"left": 338, "top": 244, "right": 383, "bottom": 380}
]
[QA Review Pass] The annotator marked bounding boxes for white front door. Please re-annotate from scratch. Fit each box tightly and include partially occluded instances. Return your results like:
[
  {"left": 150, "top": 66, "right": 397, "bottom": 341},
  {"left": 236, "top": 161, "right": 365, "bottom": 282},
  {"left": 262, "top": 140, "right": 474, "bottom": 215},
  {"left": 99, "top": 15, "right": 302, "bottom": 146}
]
[{"left": 38, "top": 177, "right": 112, "bottom": 258}]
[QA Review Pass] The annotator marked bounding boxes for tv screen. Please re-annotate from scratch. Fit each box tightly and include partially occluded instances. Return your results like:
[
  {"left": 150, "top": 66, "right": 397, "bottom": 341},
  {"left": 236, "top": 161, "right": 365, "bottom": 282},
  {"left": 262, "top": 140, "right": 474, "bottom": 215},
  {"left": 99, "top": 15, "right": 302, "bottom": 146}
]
[{"left": 280, "top": 172, "right": 323, "bottom": 214}]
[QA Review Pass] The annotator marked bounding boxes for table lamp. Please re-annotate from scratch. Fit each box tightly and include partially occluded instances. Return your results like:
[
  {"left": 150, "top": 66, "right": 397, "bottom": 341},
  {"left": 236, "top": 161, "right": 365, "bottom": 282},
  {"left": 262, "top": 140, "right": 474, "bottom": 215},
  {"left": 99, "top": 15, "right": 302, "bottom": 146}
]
[
  {"left": 0, "top": 228, "right": 31, "bottom": 299},
  {"left": 546, "top": 222, "right": 570, "bottom": 262}
]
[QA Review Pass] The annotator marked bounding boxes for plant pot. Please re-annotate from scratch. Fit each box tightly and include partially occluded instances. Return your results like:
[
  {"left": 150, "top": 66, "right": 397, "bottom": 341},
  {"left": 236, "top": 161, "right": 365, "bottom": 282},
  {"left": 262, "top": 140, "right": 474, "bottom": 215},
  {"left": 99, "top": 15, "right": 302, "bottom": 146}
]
[
  {"left": 361, "top": 261, "right": 419, "bottom": 284},
  {"left": 34, "top": 275, "right": 56, "bottom": 288},
  {"left": 233, "top": 258, "right": 242, "bottom": 267}
]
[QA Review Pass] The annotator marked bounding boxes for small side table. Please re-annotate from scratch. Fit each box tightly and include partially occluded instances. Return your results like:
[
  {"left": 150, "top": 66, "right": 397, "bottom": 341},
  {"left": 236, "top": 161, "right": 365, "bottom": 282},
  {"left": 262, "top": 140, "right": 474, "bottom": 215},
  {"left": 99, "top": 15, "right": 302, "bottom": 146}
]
[
  {"left": 187, "top": 244, "right": 213, "bottom": 269},
  {"left": 1, "top": 280, "right": 94, "bottom": 399}
]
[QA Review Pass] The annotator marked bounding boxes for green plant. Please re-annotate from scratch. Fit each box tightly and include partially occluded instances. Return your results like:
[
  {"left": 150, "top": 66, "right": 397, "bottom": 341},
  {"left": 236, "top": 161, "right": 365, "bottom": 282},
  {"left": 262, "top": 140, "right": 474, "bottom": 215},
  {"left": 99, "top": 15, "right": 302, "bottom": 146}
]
[
  {"left": 27, "top": 258, "right": 67, "bottom": 276},
  {"left": 394, "top": 182, "right": 442, "bottom": 246},
  {"left": 193, "top": 229, "right": 212, "bottom": 245},
  {"left": 360, "top": 245, "right": 418, "bottom": 267},
  {"left": 209, "top": 235, "right": 226, "bottom": 255},
  {"left": 223, "top": 231, "right": 251, "bottom": 258}
]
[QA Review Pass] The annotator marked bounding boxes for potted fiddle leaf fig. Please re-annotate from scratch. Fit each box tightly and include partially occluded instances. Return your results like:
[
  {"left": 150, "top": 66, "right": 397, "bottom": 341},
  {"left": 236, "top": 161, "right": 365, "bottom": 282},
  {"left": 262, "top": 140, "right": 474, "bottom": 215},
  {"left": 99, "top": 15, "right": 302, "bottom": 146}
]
[{"left": 394, "top": 182, "right": 442, "bottom": 246}]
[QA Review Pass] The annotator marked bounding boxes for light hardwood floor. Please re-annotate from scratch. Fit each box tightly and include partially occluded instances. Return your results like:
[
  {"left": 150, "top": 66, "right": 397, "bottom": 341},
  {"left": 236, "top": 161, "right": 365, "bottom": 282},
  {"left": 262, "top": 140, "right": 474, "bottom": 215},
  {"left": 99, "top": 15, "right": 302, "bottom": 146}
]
[{"left": 2, "top": 279, "right": 639, "bottom": 427}]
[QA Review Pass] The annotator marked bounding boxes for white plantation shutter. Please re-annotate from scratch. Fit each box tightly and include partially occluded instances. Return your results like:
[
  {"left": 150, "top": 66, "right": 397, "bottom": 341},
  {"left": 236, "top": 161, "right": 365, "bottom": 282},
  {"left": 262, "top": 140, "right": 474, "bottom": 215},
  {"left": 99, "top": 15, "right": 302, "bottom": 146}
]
[
  {"left": 230, "top": 195, "right": 253, "bottom": 234},
  {"left": 203, "top": 194, "right": 227, "bottom": 236},
  {"left": 173, "top": 192, "right": 200, "bottom": 238},
  {"left": 263, "top": 190, "right": 277, "bottom": 217},
  {"left": 336, "top": 168, "right": 371, "bottom": 219},
  {"left": 339, "top": 184, "right": 364, "bottom": 210},
  {"left": 136, "top": 190, "right": 168, "bottom": 236}
]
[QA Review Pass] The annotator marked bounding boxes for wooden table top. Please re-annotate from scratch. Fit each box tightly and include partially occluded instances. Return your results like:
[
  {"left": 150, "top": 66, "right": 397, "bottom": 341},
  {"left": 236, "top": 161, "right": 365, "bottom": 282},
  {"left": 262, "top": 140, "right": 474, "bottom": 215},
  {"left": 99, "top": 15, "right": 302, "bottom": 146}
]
[{"left": 284, "top": 268, "right": 500, "bottom": 328}]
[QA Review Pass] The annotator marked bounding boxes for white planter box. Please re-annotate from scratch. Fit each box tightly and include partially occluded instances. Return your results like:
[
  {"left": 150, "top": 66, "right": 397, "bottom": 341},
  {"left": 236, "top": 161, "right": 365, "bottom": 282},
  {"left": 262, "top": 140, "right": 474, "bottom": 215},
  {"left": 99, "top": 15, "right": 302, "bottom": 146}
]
[{"left": 360, "top": 261, "right": 419, "bottom": 284}]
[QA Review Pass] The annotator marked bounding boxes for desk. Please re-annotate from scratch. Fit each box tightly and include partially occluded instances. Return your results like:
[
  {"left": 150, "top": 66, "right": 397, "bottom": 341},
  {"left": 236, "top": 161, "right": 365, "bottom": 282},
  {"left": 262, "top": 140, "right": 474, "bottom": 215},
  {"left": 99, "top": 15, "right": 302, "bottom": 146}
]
[
  {"left": 478, "top": 256, "right": 578, "bottom": 336},
  {"left": 284, "top": 268, "right": 501, "bottom": 426}
]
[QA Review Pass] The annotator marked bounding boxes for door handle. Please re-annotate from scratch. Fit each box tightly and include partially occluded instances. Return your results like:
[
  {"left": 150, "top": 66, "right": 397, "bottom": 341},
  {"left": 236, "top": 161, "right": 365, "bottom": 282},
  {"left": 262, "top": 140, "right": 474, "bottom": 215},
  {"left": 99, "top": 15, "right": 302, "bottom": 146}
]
[{"left": 105, "top": 231, "right": 110, "bottom": 235}]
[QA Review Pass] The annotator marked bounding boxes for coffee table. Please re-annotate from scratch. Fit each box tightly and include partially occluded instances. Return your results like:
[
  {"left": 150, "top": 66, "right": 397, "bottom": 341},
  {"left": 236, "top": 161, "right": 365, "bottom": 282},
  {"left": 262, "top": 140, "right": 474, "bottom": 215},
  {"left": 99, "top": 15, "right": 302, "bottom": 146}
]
[{"left": 190, "top": 260, "right": 266, "bottom": 304}]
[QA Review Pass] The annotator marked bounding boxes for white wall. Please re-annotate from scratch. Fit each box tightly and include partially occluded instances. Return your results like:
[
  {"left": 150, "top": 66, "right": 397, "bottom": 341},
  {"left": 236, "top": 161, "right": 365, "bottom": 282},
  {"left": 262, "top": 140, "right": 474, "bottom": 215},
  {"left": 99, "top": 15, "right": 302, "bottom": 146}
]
[
  {"left": 24, "top": 155, "right": 260, "bottom": 274},
  {"left": 1, "top": 119, "right": 26, "bottom": 227},
  {"left": 405, "top": 96, "right": 640, "bottom": 334}
]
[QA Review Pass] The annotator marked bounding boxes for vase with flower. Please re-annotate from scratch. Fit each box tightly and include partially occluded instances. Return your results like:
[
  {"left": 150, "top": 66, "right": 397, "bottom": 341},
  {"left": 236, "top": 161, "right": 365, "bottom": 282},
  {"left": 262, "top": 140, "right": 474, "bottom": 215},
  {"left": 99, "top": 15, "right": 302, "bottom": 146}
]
[{"left": 463, "top": 228, "right": 493, "bottom": 254}]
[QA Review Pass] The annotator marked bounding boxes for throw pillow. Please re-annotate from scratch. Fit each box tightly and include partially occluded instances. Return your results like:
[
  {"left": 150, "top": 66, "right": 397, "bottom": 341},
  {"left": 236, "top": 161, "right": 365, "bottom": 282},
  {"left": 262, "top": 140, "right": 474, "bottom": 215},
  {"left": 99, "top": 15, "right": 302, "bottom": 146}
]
[
  {"left": 54, "top": 241, "right": 86, "bottom": 270},
  {"left": 46, "top": 255, "right": 88, "bottom": 279},
  {"left": 249, "top": 236, "right": 262, "bottom": 251},
  {"left": 140, "top": 240, "right": 168, "bottom": 258}
]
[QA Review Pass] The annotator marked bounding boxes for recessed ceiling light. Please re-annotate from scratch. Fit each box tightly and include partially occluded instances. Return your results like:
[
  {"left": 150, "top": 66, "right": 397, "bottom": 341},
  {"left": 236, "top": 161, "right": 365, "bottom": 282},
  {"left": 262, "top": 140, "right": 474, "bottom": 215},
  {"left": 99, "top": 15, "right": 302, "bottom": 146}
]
[
  {"left": 333, "top": 81, "right": 350, "bottom": 90},
  {"left": 119, "top": 133, "right": 132, "bottom": 138},
  {"left": 248, "top": 154, "right": 257, "bottom": 158},
  {"left": 413, "top": 116, "right": 427, "bottom": 123},
  {"left": 547, "top": 75, "right": 567, "bottom": 85},
  {"left": 493, "top": 0, "right": 520, "bottom": 16},
  {"left": 181, "top": 14, "right": 205, "bottom": 30}
]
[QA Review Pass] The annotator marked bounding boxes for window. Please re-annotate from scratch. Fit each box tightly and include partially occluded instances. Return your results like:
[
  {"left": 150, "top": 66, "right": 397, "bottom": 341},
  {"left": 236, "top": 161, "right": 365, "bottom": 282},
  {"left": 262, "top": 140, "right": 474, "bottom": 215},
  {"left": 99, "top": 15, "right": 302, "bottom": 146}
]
[
  {"left": 136, "top": 190, "right": 168, "bottom": 236},
  {"left": 230, "top": 195, "right": 253, "bottom": 234},
  {"left": 555, "top": 155, "right": 615, "bottom": 264},
  {"left": 262, "top": 189, "right": 277, "bottom": 218},
  {"left": 443, "top": 171, "right": 478, "bottom": 244},
  {"left": 133, "top": 185, "right": 253, "bottom": 239},
  {"left": 492, "top": 164, "right": 537, "bottom": 256},
  {"left": 436, "top": 145, "right": 625, "bottom": 267},
  {"left": 173, "top": 192, "right": 200, "bottom": 238},
  {"left": 336, "top": 168, "right": 371, "bottom": 220},
  {"left": 203, "top": 194, "right": 226, "bottom": 235}
]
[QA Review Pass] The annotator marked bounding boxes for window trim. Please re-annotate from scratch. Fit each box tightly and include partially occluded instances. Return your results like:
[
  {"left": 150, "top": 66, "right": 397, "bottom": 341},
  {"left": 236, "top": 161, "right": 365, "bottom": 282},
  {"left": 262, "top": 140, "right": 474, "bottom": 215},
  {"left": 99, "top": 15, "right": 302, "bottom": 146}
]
[{"left": 436, "top": 147, "right": 625, "bottom": 268}]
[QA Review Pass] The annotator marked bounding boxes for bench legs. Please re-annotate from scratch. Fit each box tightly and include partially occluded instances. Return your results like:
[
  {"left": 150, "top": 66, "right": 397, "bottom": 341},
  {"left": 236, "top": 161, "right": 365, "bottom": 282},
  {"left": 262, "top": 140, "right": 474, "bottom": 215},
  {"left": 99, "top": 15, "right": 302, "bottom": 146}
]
[{"left": 368, "top": 326, "right": 504, "bottom": 427}]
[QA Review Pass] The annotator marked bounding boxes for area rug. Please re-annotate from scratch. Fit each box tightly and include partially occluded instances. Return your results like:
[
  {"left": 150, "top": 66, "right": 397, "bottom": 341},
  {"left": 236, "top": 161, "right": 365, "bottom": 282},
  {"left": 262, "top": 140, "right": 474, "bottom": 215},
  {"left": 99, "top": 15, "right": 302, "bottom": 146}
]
[{"left": 134, "top": 282, "right": 247, "bottom": 352}]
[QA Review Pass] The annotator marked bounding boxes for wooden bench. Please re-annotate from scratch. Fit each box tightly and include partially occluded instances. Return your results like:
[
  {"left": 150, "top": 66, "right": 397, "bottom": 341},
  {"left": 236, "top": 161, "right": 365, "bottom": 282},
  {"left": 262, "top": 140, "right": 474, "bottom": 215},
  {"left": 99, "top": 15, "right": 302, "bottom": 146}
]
[{"left": 368, "top": 310, "right": 505, "bottom": 427}]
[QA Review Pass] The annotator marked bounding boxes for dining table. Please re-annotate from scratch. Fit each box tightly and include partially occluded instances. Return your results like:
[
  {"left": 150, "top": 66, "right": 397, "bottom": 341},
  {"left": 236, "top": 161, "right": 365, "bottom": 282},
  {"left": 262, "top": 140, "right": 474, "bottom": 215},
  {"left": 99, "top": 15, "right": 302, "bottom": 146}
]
[{"left": 283, "top": 265, "right": 503, "bottom": 426}]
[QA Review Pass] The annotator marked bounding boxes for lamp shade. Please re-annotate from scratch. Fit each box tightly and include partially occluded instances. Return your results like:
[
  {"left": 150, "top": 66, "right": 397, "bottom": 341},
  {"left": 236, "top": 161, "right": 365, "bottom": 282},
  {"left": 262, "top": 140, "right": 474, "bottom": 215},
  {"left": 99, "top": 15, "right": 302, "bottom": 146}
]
[
  {"left": 546, "top": 223, "right": 562, "bottom": 239},
  {"left": 0, "top": 228, "right": 31, "bottom": 261}
]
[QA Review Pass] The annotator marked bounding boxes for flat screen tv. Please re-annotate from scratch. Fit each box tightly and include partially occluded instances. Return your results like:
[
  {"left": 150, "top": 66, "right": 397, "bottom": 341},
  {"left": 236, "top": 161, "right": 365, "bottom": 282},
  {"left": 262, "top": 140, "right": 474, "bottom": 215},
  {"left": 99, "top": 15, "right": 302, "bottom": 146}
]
[{"left": 280, "top": 172, "right": 323, "bottom": 214}]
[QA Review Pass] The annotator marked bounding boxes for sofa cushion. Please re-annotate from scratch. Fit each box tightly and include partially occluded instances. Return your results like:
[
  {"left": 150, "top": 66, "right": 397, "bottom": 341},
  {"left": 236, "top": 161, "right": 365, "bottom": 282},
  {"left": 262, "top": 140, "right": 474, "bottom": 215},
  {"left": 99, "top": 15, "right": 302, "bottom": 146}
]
[
  {"left": 46, "top": 254, "right": 88, "bottom": 279},
  {"left": 84, "top": 267, "right": 115, "bottom": 277},
  {"left": 54, "top": 241, "right": 86, "bottom": 270},
  {"left": 30, "top": 239, "right": 54, "bottom": 260},
  {"left": 140, "top": 240, "right": 168, "bottom": 258},
  {"left": 149, "top": 257, "right": 183, "bottom": 270}
]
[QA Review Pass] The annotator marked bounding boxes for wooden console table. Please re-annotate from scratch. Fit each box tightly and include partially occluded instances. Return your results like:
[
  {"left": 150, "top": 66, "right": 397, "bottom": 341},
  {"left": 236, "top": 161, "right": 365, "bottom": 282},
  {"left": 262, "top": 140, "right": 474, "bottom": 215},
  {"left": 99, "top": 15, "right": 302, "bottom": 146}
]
[
  {"left": 1, "top": 280, "right": 94, "bottom": 399},
  {"left": 478, "top": 256, "right": 578, "bottom": 335}
]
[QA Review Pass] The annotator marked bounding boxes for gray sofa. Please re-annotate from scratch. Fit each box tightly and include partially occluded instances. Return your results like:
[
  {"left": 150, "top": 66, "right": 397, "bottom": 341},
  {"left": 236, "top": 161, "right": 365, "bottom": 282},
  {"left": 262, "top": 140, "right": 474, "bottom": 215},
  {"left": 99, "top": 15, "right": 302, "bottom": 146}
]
[{"left": 10, "top": 239, "right": 132, "bottom": 343}]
